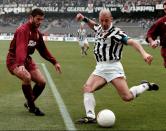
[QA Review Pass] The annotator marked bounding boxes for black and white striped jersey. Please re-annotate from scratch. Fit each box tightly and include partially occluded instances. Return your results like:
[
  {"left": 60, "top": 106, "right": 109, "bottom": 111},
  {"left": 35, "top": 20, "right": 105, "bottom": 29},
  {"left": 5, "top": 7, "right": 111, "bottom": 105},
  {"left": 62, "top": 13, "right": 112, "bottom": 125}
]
[
  {"left": 77, "top": 28, "right": 87, "bottom": 41},
  {"left": 93, "top": 24, "right": 130, "bottom": 62}
]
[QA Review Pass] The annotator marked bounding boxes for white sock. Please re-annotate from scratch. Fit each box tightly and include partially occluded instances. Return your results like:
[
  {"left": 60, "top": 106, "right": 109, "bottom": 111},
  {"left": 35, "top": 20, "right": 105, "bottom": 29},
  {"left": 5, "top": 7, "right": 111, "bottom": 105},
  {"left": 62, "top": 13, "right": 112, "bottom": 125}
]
[
  {"left": 84, "top": 93, "right": 96, "bottom": 119},
  {"left": 130, "top": 83, "right": 149, "bottom": 98}
]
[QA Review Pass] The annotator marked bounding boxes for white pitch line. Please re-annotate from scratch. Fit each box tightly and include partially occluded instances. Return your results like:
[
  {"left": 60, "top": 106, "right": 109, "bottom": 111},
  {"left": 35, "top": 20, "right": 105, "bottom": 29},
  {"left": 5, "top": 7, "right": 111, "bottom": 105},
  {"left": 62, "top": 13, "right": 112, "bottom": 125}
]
[{"left": 41, "top": 63, "right": 76, "bottom": 131}]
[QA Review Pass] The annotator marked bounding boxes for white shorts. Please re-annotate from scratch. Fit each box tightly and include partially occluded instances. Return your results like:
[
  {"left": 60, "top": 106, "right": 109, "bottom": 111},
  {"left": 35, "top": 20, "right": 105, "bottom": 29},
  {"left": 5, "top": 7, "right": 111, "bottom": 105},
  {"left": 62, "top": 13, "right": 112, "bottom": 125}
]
[
  {"left": 79, "top": 39, "right": 89, "bottom": 47},
  {"left": 92, "top": 61, "right": 126, "bottom": 83}
]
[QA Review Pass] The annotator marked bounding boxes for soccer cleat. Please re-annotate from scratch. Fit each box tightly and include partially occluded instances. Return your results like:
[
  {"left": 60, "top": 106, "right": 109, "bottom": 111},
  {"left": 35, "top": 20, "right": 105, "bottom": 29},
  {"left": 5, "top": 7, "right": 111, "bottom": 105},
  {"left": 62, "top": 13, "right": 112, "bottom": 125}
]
[
  {"left": 141, "top": 80, "right": 159, "bottom": 91},
  {"left": 75, "top": 117, "right": 96, "bottom": 124},
  {"left": 24, "top": 103, "right": 45, "bottom": 116},
  {"left": 29, "top": 107, "right": 45, "bottom": 116}
]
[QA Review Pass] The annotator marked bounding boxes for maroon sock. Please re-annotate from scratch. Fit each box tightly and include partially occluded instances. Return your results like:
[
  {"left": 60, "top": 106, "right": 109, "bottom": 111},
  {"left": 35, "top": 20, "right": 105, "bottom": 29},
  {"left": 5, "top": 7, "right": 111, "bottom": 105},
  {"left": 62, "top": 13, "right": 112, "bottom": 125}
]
[
  {"left": 22, "top": 84, "right": 35, "bottom": 109},
  {"left": 33, "top": 84, "right": 45, "bottom": 101}
]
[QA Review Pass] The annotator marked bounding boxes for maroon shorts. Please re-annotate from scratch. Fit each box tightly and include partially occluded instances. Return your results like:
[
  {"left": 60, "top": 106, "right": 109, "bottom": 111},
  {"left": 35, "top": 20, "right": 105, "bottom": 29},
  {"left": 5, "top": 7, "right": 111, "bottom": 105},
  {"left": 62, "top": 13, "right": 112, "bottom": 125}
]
[
  {"left": 161, "top": 47, "right": 166, "bottom": 68},
  {"left": 6, "top": 53, "right": 37, "bottom": 74}
]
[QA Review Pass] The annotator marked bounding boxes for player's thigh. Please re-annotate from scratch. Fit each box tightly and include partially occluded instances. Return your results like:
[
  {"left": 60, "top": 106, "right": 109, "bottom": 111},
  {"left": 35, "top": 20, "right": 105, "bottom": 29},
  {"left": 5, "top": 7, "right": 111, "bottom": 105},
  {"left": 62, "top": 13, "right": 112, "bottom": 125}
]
[
  {"left": 84, "top": 74, "right": 107, "bottom": 92},
  {"left": 30, "top": 68, "right": 46, "bottom": 85},
  {"left": 111, "top": 77, "right": 132, "bottom": 99},
  {"left": 13, "top": 67, "right": 31, "bottom": 82},
  {"left": 84, "top": 40, "right": 89, "bottom": 47},
  {"left": 84, "top": 43, "right": 89, "bottom": 48}
]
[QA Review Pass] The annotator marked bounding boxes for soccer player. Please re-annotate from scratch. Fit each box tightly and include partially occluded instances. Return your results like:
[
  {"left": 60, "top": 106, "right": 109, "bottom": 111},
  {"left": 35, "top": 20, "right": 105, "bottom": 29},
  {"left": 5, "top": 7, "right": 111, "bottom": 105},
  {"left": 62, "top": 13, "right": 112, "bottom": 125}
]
[
  {"left": 77, "top": 24, "right": 89, "bottom": 56},
  {"left": 6, "top": 8, "right": 61, "bottom": 116},
  {"left": 146, "top": 1, "right": 166, "bottom": 68},
  {"left": 75, "top": 8, "right": 159, "bottom": 124}
]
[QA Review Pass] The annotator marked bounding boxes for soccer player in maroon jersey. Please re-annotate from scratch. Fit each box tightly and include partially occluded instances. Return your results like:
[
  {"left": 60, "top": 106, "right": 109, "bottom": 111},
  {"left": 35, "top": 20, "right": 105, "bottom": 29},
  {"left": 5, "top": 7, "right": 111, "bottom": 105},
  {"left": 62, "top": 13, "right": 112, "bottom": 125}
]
[
  {"left": 146, "top": 1, "right": 166, "bottom": 68},
  {"left": 6, "top": 8, "right": 61, "bottom": 116}
]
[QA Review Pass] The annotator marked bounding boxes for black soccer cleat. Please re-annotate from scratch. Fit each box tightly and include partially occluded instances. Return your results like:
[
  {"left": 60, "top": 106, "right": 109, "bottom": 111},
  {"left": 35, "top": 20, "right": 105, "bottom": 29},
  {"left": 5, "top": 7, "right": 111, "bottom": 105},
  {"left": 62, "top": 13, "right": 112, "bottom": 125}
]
[
  {"left": 141, "top": 80, "right": 159, "bottom": 91},
  {"left": 24, "top": 103, "right": 45, "bottom": 116},
  {"left": 29, "top": 107, "right": 45, "bottom": 116},
  {"left": 75, "top": 117, "right": 96, "bottom": 124}
]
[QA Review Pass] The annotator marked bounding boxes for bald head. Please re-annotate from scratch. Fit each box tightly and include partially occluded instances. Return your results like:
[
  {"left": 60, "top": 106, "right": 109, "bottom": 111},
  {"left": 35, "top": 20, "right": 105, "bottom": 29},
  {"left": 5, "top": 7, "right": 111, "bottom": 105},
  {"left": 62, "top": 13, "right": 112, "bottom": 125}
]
[
  {"left": 99, "top": 8, "right": 113, "bottom": 30},
  {"left": 99, "top": 8, "right": 112, "bottom": 18}
]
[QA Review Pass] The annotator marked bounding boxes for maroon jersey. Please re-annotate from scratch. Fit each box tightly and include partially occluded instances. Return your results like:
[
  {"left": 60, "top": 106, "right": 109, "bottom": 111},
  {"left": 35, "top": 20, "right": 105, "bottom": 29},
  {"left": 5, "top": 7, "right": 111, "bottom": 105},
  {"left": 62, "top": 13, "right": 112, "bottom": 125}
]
[
  {"left": 146, "top": 16, "right": 166, "bottom": 47},
  {"left": 7, "top": 22, "right": 57, "bottom": 66}
]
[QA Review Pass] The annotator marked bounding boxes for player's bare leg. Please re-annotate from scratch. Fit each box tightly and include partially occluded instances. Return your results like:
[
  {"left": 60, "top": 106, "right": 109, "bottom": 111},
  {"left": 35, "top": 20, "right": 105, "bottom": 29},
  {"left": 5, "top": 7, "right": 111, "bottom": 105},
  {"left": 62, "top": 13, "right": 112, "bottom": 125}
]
[
  {"left": 30, "top": 68, "right": 46, "bottom": 101},
  {"left": 76, "top": 74, "right": 107, "bottom": 124},
  {"left": 13, "top": 67, "right": 45, "bottom": 116},
  {"left": 24, "top": 68, "right": 46, "bottom": 116},
  {"left": 111, "top": 77, "right": 159, "bottom": 101},
  {"left": 13, "top": 66, "right": 35, "bottom": 108},
  {"left": 84, "top": 43, "right": 89, "bottom": 55},
  {"left": 81, "top": 47, "right": 85, "bottom": 56}
]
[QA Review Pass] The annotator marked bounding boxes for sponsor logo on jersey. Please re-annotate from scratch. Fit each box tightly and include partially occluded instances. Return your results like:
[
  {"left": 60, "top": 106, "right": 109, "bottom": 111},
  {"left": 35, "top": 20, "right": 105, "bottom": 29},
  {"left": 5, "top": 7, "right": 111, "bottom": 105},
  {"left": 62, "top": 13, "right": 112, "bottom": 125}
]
[{"left": 28, "top": 40, "right": 36, "bottom": 47}]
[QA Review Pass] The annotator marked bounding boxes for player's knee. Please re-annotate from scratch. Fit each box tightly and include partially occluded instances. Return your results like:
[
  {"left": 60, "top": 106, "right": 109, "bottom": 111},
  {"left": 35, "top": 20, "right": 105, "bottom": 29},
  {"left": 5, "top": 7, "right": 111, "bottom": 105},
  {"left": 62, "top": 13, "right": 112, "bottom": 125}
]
[
  {"left": 23, "top": 75, "right": 31, "bottom": 84},
  {"left": 83, "top": 84, "right": 94, "bottom": 93},
  {"left": 121, "top": 95, "right": 133, "bottom": 102},
  {"left": 38, "top": 79, "right": 46, "bottom": 87}
]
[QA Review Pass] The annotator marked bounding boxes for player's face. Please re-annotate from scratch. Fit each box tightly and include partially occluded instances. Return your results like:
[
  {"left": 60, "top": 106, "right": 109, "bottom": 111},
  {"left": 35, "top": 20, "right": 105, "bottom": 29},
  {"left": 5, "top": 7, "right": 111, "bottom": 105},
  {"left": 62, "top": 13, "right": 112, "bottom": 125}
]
[
  {"left": 99, "top": 14, "right": 112, "bottom": 30},
  {"left": 30, "top": 15, "right": 44, "bottom": 28},
  {"left": 164, "top": 4, "right": 166, "bottom": 14}
]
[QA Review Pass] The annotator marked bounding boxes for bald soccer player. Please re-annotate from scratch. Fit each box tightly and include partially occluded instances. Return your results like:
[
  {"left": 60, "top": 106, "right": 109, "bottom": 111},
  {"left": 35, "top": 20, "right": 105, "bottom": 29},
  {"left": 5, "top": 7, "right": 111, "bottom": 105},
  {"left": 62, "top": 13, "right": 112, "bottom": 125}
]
[{"left": 75, "top": 8, "right": 159, "bottom": 124}]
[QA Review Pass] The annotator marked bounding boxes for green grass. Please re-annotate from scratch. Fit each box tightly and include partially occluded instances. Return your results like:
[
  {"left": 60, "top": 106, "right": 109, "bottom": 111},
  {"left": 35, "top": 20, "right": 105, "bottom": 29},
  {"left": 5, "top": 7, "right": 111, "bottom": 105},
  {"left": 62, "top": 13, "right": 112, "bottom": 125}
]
[{"left": 0, "top": 40, "right": 166, "bottom": 130}]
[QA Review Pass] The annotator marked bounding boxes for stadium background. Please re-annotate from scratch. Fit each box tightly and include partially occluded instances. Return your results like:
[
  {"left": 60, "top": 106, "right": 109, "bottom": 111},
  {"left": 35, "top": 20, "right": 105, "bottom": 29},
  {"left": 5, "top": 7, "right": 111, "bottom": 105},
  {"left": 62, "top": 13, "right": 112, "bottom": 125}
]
[
  {"left": 0, "top": 0, "right": 166, "bottom": 130},
  {"left": 0, "top": 0, "right": 165, "bottom": 39}
]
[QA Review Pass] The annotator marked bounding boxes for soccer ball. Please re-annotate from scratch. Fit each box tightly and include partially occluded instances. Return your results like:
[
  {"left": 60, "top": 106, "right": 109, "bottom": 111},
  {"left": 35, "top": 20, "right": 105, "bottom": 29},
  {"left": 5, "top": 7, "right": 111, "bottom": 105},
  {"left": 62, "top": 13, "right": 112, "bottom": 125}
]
[{"left": 97, "top": 109, "right": 116, "bottom": 127}]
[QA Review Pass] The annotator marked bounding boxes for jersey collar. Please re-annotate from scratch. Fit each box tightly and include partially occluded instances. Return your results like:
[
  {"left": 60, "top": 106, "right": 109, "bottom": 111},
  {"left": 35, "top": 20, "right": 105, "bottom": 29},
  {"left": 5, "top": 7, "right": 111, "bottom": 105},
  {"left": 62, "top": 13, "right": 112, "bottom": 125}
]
[{"left": 102, "top": 23, "right": 113, "bottom": 32}]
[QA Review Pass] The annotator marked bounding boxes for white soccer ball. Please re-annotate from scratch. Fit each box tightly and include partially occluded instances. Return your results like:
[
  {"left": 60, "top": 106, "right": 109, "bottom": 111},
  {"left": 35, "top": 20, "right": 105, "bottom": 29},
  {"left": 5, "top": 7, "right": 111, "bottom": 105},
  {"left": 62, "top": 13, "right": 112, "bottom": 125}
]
[{"left": 97, "top": 109, "right": 116, "bottom": 127}]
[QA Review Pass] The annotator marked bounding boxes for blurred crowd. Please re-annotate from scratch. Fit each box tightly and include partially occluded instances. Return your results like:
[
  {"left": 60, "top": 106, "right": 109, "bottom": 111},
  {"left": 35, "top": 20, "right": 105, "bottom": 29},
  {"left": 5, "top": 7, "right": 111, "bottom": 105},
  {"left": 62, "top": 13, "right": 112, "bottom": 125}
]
[
  {"left": 0, "top": 0, "right": 164, "bottom": 37},
  {"left": 0, "top": 0, "right": 165, "bottom": 6},
  {"left": 0, "top": 14, "right": 157, "bottom": 38}
]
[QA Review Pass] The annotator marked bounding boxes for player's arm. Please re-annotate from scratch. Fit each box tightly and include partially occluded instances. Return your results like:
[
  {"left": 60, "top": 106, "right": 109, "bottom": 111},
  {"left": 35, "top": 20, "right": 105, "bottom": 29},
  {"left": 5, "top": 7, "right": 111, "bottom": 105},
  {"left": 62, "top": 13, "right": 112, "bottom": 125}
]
[
  {"left": 15, "top": 29, "right": 28, "bottom": 66},
  {"left": 127, "top": 38, "right": 153, "bottom": 65},
  {"left": 37, "top": 34, "right": 61, "bottom": 73},
  {"left": 146, "top": 22, "right": 160, "bottom": 49},
  {"left": 76, "top": 13, "right": 96, "bottom": 30},
  {"left": 147, "top": 37, "right": 159, "bottom": 49}
]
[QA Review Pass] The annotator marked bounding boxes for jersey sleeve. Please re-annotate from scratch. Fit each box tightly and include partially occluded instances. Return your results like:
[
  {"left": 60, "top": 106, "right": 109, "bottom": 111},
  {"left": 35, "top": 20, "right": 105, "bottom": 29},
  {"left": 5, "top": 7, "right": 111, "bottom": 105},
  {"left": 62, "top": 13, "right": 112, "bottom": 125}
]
[
  {"left": 114, "top": 29, "right": 130, "bottom": 45},
  {"left": 15, "top": 29, "right": 28, "bottom": 66},
  {"left": 146, "top": 21, "right": 160, "bottom": 42},
  {"left": 120, "top": 31, "right": 130, "bottom": 44},
  {"left": 36, "top": 33, "right": 57, "bottom": 65}
]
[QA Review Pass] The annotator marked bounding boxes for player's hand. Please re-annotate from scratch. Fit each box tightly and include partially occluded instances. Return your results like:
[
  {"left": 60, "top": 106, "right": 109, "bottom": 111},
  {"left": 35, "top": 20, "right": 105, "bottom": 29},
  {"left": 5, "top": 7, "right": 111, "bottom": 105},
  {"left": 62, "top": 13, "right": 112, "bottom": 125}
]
[
  {"left": 144, "top": 53, "right": 153, "bottom": 65},
  {"left": 17, "top": 65, "right": 26, "bottom": 72},
  {"left": 76, "top": 13, "right": 84, "bottom": 22},
  {"left": 149, "top": 40, "right": 159, "bottom": 49},
  {"left": 13, "top": 65, "right": 30, "bottom": 79},
  {"left": 55, "top": 62, "right": 62, "bottom": 74}
]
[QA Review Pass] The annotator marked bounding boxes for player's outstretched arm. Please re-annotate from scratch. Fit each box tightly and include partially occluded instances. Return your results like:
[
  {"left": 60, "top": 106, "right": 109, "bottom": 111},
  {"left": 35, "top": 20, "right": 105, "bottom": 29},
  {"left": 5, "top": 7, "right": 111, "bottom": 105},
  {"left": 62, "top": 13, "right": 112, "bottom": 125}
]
[
  {"left": 127, "top": 38, "right": 153, "bottom": 65},
  {"left": 75, "top": 13, "right": 96, "bottom": 30},
  {"left": 147, "top": 37, "right": 159, "bottom": 49}
]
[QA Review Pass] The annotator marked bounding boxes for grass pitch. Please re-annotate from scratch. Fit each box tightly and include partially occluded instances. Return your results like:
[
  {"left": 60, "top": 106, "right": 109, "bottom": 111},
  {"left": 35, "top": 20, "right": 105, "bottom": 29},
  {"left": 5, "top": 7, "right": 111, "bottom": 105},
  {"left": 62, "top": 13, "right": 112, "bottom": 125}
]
[{"left": 0, "top": 40, "right": 166, "bottom": 130}]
